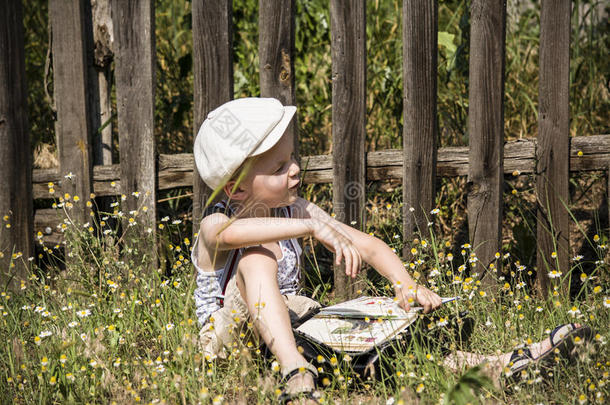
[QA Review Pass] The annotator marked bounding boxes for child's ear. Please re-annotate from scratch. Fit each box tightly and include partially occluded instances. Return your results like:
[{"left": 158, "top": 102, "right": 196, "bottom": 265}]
[{"left": 223, "top": 181, "right": 247, "bottom": 200}]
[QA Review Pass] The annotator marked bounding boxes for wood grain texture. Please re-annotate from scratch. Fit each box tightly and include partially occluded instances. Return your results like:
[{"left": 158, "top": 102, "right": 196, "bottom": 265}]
[
  {"left": 112, "top": 0, "right": 157, "bottom": 230},
  {"left": 192, "top": 0, "right": 233, "bottom": 224},
  {"left": 402, "top": 0, "right": 438, "bottom": 242},
  {"left": 259, "top": 0, "right": 297, "bottom": 153},
  {"left": 330, "top": 0, "right": 366, "bottom": 299},
  {"left": 49, "top": 0, "right": 93, "bottom": 223},
  {"left": 31, "top": 136, "right": 610, "bottom": 198},
  {"left": 467, "top": 0, "right": 506, "bottom": 289},
  {"left": 0, "top": 0, "right": 32, "bottom": 288},
  {"left": 536, "top": 0, "right": 571, "bottom": 297}
]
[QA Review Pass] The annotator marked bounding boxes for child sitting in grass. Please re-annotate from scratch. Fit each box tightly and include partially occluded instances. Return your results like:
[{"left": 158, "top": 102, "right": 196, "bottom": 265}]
[{"left": 191, "top": 97, "right": 592, "bottom": 402}]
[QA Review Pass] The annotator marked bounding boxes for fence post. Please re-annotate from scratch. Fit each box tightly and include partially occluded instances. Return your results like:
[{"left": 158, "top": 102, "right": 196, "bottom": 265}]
[
  {"left": 112, "top": 0, "right": 157, "bottom": 260},
  {"left": 259, "top": 0, "right": 297, "bottom": 154},
  {"left": 49, "top": 0, "right": 94, "bottom": 224},
  {"left": 192, "top": 0, "right": 233, "bottom": 225},
  {"left": 536, "top": 0, "right": 571, "bottom": 297},
  {"left": 330, "top": 0, "right": 366, "bottom": 300},
  {"left": 467, "top": 0, "right": 506, "bottom": 292},
  {"left": 0, "top": 0, "right": 32, "bottom": 290},
  {"left": 402, "top": 1, "right": 438, "bottom": 246}
]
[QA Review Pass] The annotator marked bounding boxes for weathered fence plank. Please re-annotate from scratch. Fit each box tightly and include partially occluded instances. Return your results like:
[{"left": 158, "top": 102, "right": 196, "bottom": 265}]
[
  {"left": 467, "top": 0, "right": 506, "bottom": 290},
  {"left": 0, "top": 0, "right": 32, "bottom": 289},
  {"left": 402, "top": 0, "right": 438, "bottom": 244},
  {"left": 31, "top": 135, "right": 610, "bottom": 199},
  {"left": 330, "top": 0, "right": 366, "bottom": 300},
  {"left": 192, "top": 0, "right": 233, "bottom": 224},
  {"left": 49, "top": 0, "right": 94, "bottom": 223},
  {"left": 536, "top": 0, "right": 571, "bottom": 297},
  {"left": 112, "top": 0, "right": 157, "bottom": 234},
  {"left": 259, "top": 0, "right": 297, "bottom": 152}
]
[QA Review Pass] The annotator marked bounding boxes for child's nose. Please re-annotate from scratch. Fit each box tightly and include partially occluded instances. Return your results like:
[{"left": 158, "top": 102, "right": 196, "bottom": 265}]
[{"left": 288, "top": 161, "right": 300, "bottom": 177}]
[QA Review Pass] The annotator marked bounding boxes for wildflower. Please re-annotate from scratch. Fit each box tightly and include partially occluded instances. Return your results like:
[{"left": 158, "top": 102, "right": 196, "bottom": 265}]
[
  {"left": 604, "top": 297, "right": 610, "bottom": 308},
  {"left": 573, "top": 255, "right": 584, "bottom": 262},
  {"left": 132, "top": 191, "right": 140, "bottom": 198},
  {"left": 548, "top": 270, "right": 562, "bottom": 279},
  {"left": 41, "top": 357, "right": 49, "bottom": 366},
  {"left": 60, "top": 354, "right": 67, "bottom": 364},
  {"left": 593, "top": 234, "right": 600, "bottom": 242},
  {"left": 34, "top": 336, "right": 41, "bottom": 345},
  {"left": 49, "top": 375, "right": 57, "bottom": 385},
  {"left": 165, "top": 323, "right": 174, "bottom": 331},
  {"left": 568, "top": 306, "right": 581, "bottom": 317},
  {"left": 430, "top": 208, "right": 440, "bottom": 215},
  {"left": 416, "top": 383, "right": 424, "bottom": 393},
  {"left": 66, "top": 373, "right": 75, "bottom": 382},
  {"left": 580, "top": 273, "right": 588, "bottom": 282},
  {"left": 593, "top": 286, "right": 602, "bottom": 294},
  {"left": 536, "top": 306, "right": 544, "bottom": 312},
  {"left": 172, "top": 219, "right": 182, "bottom": 225},
  {"left": 446, "top": 253, "right": 453, "bottom": 261},
  {"left": 551, "top": 251, "right": 557, "bottom": 259},
  {"left": 39, "top": 330, "right": 52, "bottom": 338}
]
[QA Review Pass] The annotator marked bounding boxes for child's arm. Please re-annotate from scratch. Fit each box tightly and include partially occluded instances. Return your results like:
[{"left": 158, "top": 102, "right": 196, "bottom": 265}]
[
  {"left": 199, "top": 210, "right": 361, "bottom": 274},
  {"left": 293, "top": 197, "right": 442, "bottom": 313}
]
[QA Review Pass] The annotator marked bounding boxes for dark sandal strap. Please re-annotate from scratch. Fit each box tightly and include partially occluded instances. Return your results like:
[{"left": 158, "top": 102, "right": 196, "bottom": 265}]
[{"left": 280, "top": 367, "right": 320, "bottom": 404}]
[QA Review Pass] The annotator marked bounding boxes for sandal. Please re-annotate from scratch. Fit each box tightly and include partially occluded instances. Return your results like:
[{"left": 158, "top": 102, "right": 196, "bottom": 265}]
[
  {"left": 278, "top": 365, "right": 321, "bottom": 404},
  {"left": 504, "top": 347, "right": 535, "bottom": 383},
  {"left": 545, "top": 323, "right": 593, "bottom": 359},
  {"left": 504, "top": 323, "right": 594, "bottom": 386}
]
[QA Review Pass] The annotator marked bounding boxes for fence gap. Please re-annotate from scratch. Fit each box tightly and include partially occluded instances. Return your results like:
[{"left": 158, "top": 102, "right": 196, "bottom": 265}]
[
  {"left": 49, "top": 0, "right": 94, "bottom": 224},
  {"left": 192, "top": 0, "right": 233, "bottom": 225},
  {"left": 402, "top": 1, "right": 438, "bottom": 249},
  {"left": 330, "top": 0, "right": 366, "bottom": 300},
  {"left": 466, "top": 0, "right": 506, "bottom": 292},
  {"left": 90, "top": 0, "right": 114, "bottom": 167},
  {"left": 258, "top": 0, "right": 297, "bottom": 156},
  {"left": 0, "top": 0, "right": 32, "bottom": 290},
  {"left": 112, "top": 0, "right": 157, "bottom": 263},
  {"left": 535, "top": 0, "right": 571, "bottom": 297}
]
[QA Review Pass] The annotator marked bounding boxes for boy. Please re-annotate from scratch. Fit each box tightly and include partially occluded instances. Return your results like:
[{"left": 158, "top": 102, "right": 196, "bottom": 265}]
[{"left": 192, "top": 98, "right": 591, "bottom": 401}]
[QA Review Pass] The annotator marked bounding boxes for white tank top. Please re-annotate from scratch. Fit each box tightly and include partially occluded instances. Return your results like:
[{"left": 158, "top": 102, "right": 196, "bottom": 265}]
[{"left": 192, "top": 200, "right": 302, "bottom": 326}]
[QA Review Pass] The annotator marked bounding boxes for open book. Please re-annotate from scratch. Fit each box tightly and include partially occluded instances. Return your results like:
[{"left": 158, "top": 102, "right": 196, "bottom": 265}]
[{"left": 296, "top": 296, "right": 459, "bottom": 352}]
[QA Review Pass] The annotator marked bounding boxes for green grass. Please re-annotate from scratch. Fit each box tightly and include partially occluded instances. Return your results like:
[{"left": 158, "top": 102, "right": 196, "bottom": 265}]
[{"left": 1, "top": 195, "right": 609, "bottom": 404}]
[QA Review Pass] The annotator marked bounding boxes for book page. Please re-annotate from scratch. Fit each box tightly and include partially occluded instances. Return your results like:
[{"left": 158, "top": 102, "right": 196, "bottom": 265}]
[{"left": 296, "top": 295, "right": 460, "bottom": 352}]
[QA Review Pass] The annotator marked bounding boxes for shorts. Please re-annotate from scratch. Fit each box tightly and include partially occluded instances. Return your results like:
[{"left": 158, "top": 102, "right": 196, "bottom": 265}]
[{"left": 198, "top": 275, "right": 321, "bottom": 359}]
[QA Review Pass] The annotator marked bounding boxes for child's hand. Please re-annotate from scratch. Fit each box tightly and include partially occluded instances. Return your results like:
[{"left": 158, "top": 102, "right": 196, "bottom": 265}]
[
  {"left": 395, "top": 283, "right": 442, "bottom": 313},
  {"left": 413, "top": 285, "right": 442, "bottom": 313},
  {"left": 308, "top": 218, "right": 362, "bottom": 278}
]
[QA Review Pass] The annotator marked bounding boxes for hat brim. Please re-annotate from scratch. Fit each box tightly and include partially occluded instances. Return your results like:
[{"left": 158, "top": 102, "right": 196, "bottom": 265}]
[{"left": 249, "top": 105, "right": 297, "bottom": 157}]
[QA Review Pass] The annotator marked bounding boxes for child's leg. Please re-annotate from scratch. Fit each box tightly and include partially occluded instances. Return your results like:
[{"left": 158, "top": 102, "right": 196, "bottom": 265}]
[
  {"left": 443, "top": 323, "right": 585, "bottom": 380},
  {"left": 235, "top": 247, "right": 316, "bottom": 392}
]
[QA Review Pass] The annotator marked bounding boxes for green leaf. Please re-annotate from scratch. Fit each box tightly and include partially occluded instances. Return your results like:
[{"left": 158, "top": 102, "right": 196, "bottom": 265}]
[{"left": 438, "top": 31, "right": 457, "bottom": 56}]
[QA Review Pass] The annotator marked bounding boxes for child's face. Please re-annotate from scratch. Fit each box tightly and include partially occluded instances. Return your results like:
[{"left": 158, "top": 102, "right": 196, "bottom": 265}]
[{"left": 242, "top": 131, "right": 300, "bottom": 211}]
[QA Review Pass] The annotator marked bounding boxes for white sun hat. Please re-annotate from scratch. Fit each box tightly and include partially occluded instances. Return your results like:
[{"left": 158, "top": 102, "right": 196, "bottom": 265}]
[{"left": 194, "top": 97, "right": 296, "bottom": 190}]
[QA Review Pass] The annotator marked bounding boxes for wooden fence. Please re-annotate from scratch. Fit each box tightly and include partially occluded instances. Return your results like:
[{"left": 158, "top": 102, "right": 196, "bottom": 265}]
[{"left": 1, "top": 0, "right": 608, "bottom": 298}]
